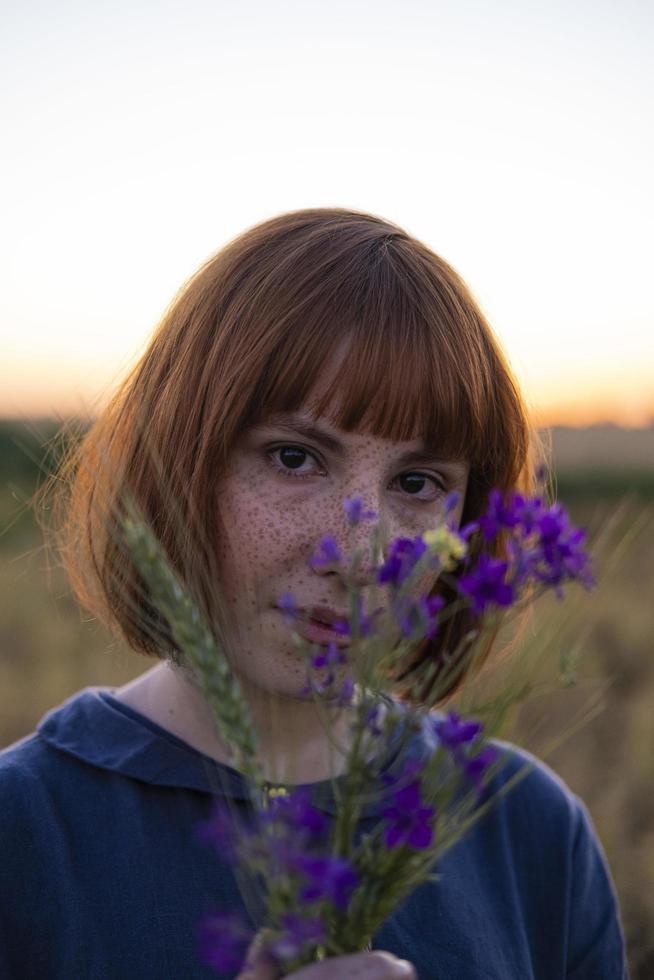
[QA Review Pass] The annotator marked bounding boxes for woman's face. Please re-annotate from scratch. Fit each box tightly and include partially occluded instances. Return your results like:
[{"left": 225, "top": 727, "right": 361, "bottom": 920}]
[{"left": 215, "top": 394, "right": 469, "bottom": 701}]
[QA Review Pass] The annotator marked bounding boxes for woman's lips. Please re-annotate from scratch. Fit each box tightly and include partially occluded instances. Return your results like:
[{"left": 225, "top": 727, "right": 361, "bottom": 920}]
[{"left": 278, "top": 609, "right": 351, "bottom": 648}]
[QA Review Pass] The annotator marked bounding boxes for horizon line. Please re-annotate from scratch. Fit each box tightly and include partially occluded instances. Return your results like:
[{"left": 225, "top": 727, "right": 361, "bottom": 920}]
[{"left": 1, "top": 411, "right": 653, "bottom": 432}]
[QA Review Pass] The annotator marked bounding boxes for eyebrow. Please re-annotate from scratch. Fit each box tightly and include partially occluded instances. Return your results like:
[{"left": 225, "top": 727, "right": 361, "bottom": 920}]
[{"left": 260, "top": 414, "right": 467, "bottom": 473}]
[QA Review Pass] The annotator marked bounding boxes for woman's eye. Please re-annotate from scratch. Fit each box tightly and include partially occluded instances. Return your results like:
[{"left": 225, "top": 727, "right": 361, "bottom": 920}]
[
  {"left": 268, "top": 445, "right": 322, "bottom": 477},
  {"left": 267, "top": 447, "right": 444, "bottom": 501},
  {"left": 395, "top": 472, "right": 445, "bottom": 501}
]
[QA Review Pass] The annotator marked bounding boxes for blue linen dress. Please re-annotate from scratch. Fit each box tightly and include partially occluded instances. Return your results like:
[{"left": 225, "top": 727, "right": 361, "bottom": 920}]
[{"left": 0, "top": 688, "right": 628, "bottom": 979}]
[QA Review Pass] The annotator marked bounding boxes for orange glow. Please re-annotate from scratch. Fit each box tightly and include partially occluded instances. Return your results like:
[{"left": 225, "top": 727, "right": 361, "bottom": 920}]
[
  {"left": 534, "top": 401, "right": 654, "bottom": 430},
  {"left": 529, "top": 374, "right": 654, "bottom": 429},
  {"left": 0, "top": 355, "right": 132, "bottom": 421},
  {"left": 2, "top": 369, "right": 653, "bottom": 430}
]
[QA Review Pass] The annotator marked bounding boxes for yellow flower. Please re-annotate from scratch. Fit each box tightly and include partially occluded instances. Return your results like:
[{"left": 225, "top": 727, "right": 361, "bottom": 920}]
[{"left": 423, "top": 527, "right": 467, "bottom": 571}]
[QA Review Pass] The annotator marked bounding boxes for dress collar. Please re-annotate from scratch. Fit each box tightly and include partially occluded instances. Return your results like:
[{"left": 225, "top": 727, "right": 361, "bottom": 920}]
[{"left": 37, "top": 687, "right": 433, "bottom": 818}]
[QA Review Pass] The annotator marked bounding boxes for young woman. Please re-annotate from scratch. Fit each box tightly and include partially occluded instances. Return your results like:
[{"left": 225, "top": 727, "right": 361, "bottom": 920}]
[{"left": 0, "top": 209, "right": 627, "bottom": 978}]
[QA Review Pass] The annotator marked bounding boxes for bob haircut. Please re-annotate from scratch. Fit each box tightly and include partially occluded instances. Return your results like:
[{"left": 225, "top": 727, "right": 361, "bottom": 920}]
[{"left": 52, "top": 207, "right": 540, "bottom": 703}]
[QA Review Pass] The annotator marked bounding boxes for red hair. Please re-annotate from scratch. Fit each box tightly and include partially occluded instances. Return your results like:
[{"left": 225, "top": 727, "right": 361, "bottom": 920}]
[{"left": 50, "top": 208, "right": 540, "bottom": 702}]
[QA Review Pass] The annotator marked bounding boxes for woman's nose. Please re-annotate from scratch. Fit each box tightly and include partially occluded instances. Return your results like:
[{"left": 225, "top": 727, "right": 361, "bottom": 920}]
[{"left": 312, "top": 495, "right": 386, "bottom": 588}]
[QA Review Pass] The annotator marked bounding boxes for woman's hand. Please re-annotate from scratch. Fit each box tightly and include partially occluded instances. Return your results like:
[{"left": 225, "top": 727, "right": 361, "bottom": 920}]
[{"left": 236, "top": 934, "right": 417, "bottom": 979}]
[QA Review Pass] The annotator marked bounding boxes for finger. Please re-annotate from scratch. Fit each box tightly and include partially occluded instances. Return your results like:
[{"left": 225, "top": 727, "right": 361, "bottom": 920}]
[
  {"left": 236, "top": 931, "right": 282, "bottom": 980},
  {"left": 285, "top": 950, "right": 417, "bottom": 979}
]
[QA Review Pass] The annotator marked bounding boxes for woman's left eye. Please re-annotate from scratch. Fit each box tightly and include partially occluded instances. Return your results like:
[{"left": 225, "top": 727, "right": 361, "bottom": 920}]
[
  {"left": 267, "top": 445, "right": 444, "bottom": 501},
  {"left": 393, "top": 472, "right": 445, "bottom": 502},
  {"left": 267, "top": 445, "right": 323, "bottom": 477}
]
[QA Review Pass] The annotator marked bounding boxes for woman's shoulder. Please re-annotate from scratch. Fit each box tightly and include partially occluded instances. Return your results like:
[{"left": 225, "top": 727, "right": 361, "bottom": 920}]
[
  {"left": 406, "top": 705, "right": 583, "bottom": 814},
  {"left": 481, "top": 738, "right": 608, "bottom": 881},
  {"left": 402, "top": 707, "right": 600, "bottom": 854},
  {"left": 488, "top": 737, "right": 585, "bottom": 820},
  {"left": 0, "top": 729, "right": 65, "bottom": 871},
  {"left": 0, "top": 729, "right": 53, "bottom": 796},
  {"left": 0, "top": 688, "right": 120, "bottom": 823}
]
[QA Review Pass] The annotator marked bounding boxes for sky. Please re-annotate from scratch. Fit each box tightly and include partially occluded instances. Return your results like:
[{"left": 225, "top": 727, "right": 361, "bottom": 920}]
[{"left": 1, "top": 0, "right": 653, "bottom": 427}]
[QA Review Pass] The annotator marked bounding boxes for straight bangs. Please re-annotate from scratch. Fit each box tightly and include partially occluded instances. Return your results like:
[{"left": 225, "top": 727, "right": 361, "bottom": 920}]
[
  {"left": 223, "top": 233, "right": 514, "bottom": 486},
  {"left": 244, "top": 279, "right": 478, "bottom": 464}
]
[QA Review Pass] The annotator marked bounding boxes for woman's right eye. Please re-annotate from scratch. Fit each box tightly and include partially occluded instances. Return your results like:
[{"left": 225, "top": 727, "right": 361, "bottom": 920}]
[{"left": 267, "top": 445, "right": 324, "bottom": 478}]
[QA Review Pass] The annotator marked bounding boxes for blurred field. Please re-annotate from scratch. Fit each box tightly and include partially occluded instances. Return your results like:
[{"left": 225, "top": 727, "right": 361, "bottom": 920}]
[{"left": 1, "top": 418, "right": 653, "bottom": 976}]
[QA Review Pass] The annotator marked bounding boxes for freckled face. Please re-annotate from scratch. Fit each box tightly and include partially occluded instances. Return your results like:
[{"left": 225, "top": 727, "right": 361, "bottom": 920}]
[{"left": 214, "top": 406, "right": 469, "bottom": 700}]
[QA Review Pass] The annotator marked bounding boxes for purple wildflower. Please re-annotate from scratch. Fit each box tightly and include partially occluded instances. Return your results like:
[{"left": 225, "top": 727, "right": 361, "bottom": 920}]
[
  {"left": 355, "top": 610, "right": 376, "bottom": 637},
  {"left": 408, "top": 595, "right": 444, "bottom": 639},
  {"left": 196, "top": 800, "right": 241, "bottom": 862},
  {"left": 433, "top": 711, "right": 483, "bottom": 750},
  {"left": 196, "top": 910, "right": 254, "bottom": 974},
  {"left": 478, "top": 489, "right": 522, "bottom": 540},
  {"left": 533, "top": 505, "right": 594, "bottom": 590},
  {"left": 381, "top": 760, "right": 436, "bottom": 850},
  {"left": 293, "top": 854, "right": 360, "bottom": 910},
  {"left": 392, "top": 595, "right": 429, "bottom": 639},
  {"left": 503, "top": 533, "right": 535, "bottom": 587},
  {"left": 538, "top": 505, "right": 572, "bottom": 544},
  {"left": 344, "top": 496, "right": 378, "bottom": 525},
  {"left": 477, "top": 491, "right": 546, "bottom": 541},
  {"left": 338, "top": 675, "right": 356, "bottom": 705},
  {"left": 268, "top": 914, "right": 327, "bottom": 962},
  {"left": 331, "top": 596, "right": 379, "bottom": 639},
  {"left": 432, "top": 711, "right": 498, "bottom": 796},
  {"left": 311, "top": 642, "right": 347, "bottom": 670},
  {"left": 459, "top": 520, "right": 480, "bottom": 541},
  {"left": 513, "top": 494, "right": 545, "bottom": 534},
  {"left": 419, "top": 595, "right": 445, "bottom": 636},
  {"left": 310, "top": 535, "right": 342, "bottom": 569},
  {"left": 458, "top": 554, "right": 515, "bottom": 614},
  {"left": 444, "top": 491, "right": 462, "bottom": 518},
  {"left": 256, "top": 788, "right": 330, "bottom": 876},
  {"left": 262, "top": 786, "right": 329, "bottom": 839},
  {"left": 304, "top": 670, "right": 336, "bottom": 696},
  {"left": 378, "top": 536, "right": 428, "bottom": 588},
  {"left": 456, "top": 492, "right": 592, "bottom": 607},
  {"left": 306, "top": 669, "right": 355, "bottom": 703},
  {"left": 306, "top": 643, "right": 346, "bottom": 698},
  {"left": 365, "top": 702, "right": 384, "bottom": 737},
  {"left": 461, "top": 745, "right": 500, "bottom": 792},
  {"left": 278, "top": 591, "right": 299, "bottom": 625}
]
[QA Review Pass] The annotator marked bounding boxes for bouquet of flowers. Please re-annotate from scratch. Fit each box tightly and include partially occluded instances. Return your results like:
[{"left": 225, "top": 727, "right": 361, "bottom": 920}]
[{"left": 122, "top": 488, "right": 593, "bottom": 976}]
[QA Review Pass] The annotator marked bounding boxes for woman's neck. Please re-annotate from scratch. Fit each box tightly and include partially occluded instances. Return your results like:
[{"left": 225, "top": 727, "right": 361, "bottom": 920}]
[{"left": 111, "top": 660, "right": 365, "bottom": 785}]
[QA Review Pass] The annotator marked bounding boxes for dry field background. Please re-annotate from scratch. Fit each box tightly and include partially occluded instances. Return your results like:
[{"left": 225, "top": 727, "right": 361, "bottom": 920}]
[{"left": 1, "top": 419, "right": 653, "bottom": 976}]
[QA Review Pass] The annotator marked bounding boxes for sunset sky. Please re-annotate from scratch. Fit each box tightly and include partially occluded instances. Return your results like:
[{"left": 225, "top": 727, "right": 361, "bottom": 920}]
[{"left": 2, "top": 0, "right": 652, "bottom": 426}]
